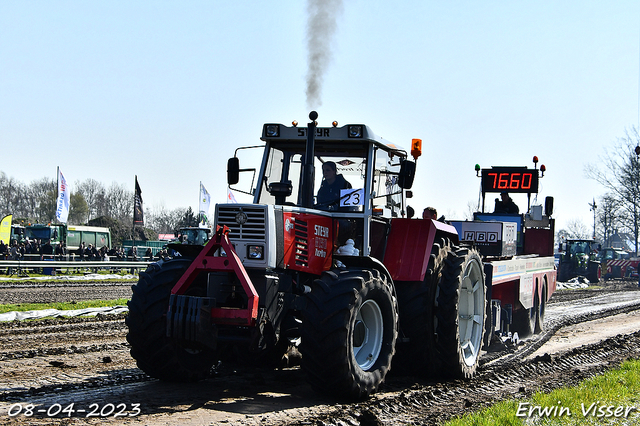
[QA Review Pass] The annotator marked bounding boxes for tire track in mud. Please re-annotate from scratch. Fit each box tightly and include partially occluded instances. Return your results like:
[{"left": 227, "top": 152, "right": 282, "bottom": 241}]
[
  {"left": 290, "top": 330, "right": 640, "bottom": 426},
  {"left": 1, "top": 284, "right": 640, "bottom": 425}
]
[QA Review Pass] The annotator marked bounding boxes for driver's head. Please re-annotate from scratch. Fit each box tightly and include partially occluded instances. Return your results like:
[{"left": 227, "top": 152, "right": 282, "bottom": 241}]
[{"left": 322, "top": 161, "right": 337, "bottom": 181}]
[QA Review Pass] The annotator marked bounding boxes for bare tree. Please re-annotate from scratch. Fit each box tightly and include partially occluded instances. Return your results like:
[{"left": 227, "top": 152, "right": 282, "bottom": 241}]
[
  {"left": 31, "top": 178, "right": 57, "bottom": 223},
  {"left": 597, "top": 194, "right": 621, "bottom": 247},
  {"left": 104, "top": 182, "right": 132, "bottom": 222},
  {"left": 586, "top": 127, "right": 640, "bottom": 252},
  {"left": 75, "top": 179, "right": 106, "bottom": 222},
  {"left": 0, "top": 172, "right": 29, "bottom": 219},
  {"left": 145, "top": 204, "right": 185, "bottom": 233},
  {"left": 564, "top": 218, "right": 591, "bottom": 239}
]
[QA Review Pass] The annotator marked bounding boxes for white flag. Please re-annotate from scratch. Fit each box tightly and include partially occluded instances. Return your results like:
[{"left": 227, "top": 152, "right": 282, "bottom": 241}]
[
  {"left": 56, "top": 168, "right": 70, "bottom": 223},
  {"left": 227, "top": 187, "right": 238, "bottom": 204},
  {"left": 199, "top": 182, "right": 211, "bottom": 224}
]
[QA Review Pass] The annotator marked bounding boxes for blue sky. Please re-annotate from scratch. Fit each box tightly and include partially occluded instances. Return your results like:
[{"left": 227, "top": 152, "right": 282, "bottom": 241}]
[{"left": 1, "top": 1, "right": 639, "bottom": 232}]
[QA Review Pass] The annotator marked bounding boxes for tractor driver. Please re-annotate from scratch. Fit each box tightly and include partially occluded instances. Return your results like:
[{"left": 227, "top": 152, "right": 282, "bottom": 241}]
[
  {"left": 316, "top": 161, "right": 352, "bottom": 210},
  {"left": 494, "top": 192, "right": 520, "bottom": 214}
]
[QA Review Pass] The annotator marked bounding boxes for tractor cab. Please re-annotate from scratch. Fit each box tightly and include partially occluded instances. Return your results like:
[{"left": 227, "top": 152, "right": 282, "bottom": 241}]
[{"left": 226, "top": 114, "right": 418, "bottom": 264}]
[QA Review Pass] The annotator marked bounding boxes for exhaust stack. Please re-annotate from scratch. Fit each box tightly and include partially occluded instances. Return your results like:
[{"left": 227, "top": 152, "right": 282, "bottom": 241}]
[{"left": 301, "top": 111, "right": 318, "bottom": 208}]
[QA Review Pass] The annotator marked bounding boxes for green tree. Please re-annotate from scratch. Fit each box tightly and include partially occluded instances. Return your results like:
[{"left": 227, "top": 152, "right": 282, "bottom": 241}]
[
  {"left": 177, "top": 207, "right": 198, "bottom": 228},
  {"left": 69, "top": 192, "right": 89, "bottom": 225}
]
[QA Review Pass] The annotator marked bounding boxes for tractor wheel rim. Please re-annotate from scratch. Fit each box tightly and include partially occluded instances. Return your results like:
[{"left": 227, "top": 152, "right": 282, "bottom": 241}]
[
  {"left": 459, "top": 259, "right": 484, "bottom": 367},
  {"left": 353, "top": 299, "right": 384, "bottom": 371}
]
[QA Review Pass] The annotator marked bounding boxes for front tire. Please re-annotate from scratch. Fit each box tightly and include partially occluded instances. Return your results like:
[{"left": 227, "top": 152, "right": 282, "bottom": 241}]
[
  {"left": 126, "top": 259, "right": 217, "bottom": 381},
  {"left": 300, "top": 268, "right": 398, "bottom": 400}
]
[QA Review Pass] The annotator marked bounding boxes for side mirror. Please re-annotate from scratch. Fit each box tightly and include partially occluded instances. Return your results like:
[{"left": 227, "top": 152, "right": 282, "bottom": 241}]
[
  {"left": 227, "top": 157, "right": 240, "bottom": 185},
  {"left": 398, "top": 159, "right": 416, "bottom": 189},
  {"left": 545, "top": 196, "right": 554, "bottom": 217}
]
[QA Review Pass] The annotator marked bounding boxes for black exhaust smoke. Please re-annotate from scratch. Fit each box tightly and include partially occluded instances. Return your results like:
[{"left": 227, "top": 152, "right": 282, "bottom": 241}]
[{"left": 306, "top": 0, "right": 343, "bottom": 109}]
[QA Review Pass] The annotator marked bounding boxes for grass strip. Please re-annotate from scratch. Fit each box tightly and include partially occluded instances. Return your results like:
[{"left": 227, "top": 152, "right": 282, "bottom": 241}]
[
  {"left": 445, "top": 358, "right": 640, "bottom": 425},
  {"left": 0, "top": 299, "right": 130, "bottom": 314}
]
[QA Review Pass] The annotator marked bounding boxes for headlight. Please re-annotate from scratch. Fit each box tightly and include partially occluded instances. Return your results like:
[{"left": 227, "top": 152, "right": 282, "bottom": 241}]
[
  {"left": 248, "top": 245, "right": 264, "bottom": 259},
  {"left": 265, "top": 124, "right": 280, "bottom": 137},
  {"left": 348, "top": 125, "right": 363, "bottom": 138}
]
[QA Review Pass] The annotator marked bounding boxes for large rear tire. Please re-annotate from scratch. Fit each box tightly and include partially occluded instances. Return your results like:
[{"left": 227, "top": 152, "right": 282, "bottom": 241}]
[
  {"left": 300, "top": 268, "right": 398, "bottom": 400},
  {"left": 126, "top": 259, "right": 217, "bottom": 381},
  {"left": 395, "top": 238, "right": 450, "bottom": 376},
  {"left": 588, "top": 262, "right": 602, "bottom": 283},
  {"left": 433, "top": 245, "right": 486, "bottom": 379}
]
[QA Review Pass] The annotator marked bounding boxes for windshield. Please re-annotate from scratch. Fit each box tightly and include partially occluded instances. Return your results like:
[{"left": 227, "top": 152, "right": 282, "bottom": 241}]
[
  {"left": 255, "top": 141, "right": 406, "bottom": 217},
  {"left": 570, "top": 242, "right": 591, "bottom": 255},
  {"left": 257, "top": 142, "right": 368, "bottom": 210},
  {"left": 26, "top": 228, "right": 51, "bottom": 240}
]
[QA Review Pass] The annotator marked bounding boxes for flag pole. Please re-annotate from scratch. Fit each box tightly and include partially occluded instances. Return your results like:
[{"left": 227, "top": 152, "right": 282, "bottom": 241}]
[
  {"left": 132, "top": 175, "right": 136, "bottom": 257},
  {"left": 55, "top": 166, "right": 59, "bottom": 224}
]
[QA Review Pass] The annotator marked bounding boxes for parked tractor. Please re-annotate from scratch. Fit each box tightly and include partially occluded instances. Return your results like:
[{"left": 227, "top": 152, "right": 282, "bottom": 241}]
[
  {"left": 598, "top": 247, "right": 639, "bottom": 279},
  {"left": 557, "top": 239, "right": 602, "bottom": 283},
  {"left": 126, "top": 112, "right": 556, "bottom": 399}
]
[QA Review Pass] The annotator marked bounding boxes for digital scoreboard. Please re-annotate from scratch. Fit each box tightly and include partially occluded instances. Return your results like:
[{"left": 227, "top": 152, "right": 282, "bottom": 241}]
[{"left": 481, "top": 167, "right": 539, "bottom": 194}]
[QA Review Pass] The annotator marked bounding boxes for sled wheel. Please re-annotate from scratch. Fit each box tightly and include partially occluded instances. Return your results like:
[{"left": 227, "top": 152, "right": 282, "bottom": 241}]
[
  {"left": 300, "top": 268, "right": 398, "bottom": 400},
  {"left": 513, "top": 296, "right": 537, "bottom": 338},
  {"left": 534, "top": 281, "right": 547, "bottom": 333},
  {"left": 126, "top": 258, "right": 217, "bottom": 381},
  {"left": 433, "top": 245, "right": 486, "bottom": 379}
]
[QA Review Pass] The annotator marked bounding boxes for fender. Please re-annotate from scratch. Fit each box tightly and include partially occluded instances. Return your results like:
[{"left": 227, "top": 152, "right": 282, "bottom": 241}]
[
  {"left": 383, "top": 218, "right": 459, "bottom": 282},
  {"left": 334, "top": 254, "right": 395, "bottom": 288}
]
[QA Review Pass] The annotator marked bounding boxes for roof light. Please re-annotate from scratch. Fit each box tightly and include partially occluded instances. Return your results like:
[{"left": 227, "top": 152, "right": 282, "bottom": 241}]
[
  {"left": 332, "top": 121, "right": 338, "bottom": 127},
  {"left": 348, "top": 125, "right": 363, "bottom": 138},
  {"left": 411, "top": 139, "right": 422, "bottom": 160},
  {"left": 540, "top": 164, "right": 546, "bottom": 177},
  {"left": 292, "top": 121, "right": 298, "bottom": 127},
  {"left": 475, "top": 163, "right": 481, "bottom": 177},
  {"left": 533, "top": 156, "right": 539, "bottom": 164},
  {"left": 265, "top": 124, "right": 280, "bottom": 137}
]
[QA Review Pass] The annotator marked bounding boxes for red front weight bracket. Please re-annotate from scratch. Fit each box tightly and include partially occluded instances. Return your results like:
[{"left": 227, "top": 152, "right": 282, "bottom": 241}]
[{"left": 171, "top": 225, "right": 259, "bottom": 326}]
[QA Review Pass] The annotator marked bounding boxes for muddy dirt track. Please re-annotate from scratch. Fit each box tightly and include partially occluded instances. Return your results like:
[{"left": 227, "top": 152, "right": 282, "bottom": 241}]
[{"left": 0, "top": 280, "right": 640, "bottom": 425}]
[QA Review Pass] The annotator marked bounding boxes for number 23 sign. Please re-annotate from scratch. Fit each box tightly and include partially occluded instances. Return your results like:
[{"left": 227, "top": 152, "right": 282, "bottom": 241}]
[{"left": 340, "top": 188, "right": 364, "bottom": 207}]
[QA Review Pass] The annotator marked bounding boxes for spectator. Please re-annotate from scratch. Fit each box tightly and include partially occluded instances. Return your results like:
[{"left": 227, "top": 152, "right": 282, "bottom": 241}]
[
  {"left": 145, "top": 247, "right": 153, "bottom": 261},
  {"left": 41, "top": 240, "right": 54, "bottom": 257},
  {"left": 89, "top": 244, "right": 98, "bottom": 260},
  {"left": 0, "top": 240, "right": 6, "bottom": 260},
  {"left": 10, "top": 240, "right": 19, "bottom": 260},
  {"left": 128, "top": 246, "right": 138, "bottom": 261},
  {"left": 55, "top": 242, "right": 66, "bottom": 261},
  {"left": 78, "top": 242, "right": 86, "bottom": 261},
  {"left": 422, "top": 207, "right": 438, "bottom": 220}
]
